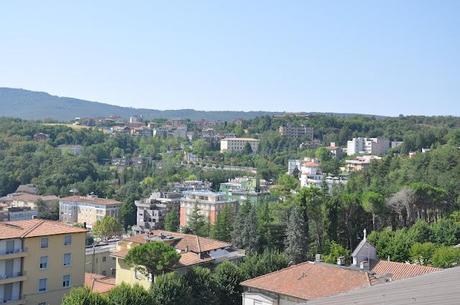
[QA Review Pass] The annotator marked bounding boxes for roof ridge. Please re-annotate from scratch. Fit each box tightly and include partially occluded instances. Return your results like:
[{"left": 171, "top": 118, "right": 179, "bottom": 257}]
[
  {"left": 20, "top": 219, "right": 46, "bottom": 238},
  {"left": 241, "top": 261, "right": 314, "bottom": 286}
]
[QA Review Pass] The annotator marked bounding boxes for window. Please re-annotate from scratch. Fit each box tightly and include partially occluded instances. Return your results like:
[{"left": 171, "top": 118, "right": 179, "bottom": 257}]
[
  {"left": 64, "top": 253, "right": 71, "bottom": 266},
  {"left": 38, "top": 302, "right": 47, "bottom": 305},
  {"left": 64, "top": 234, "right": 72, "bottom": 245},
  {"left": 62, "top": 275, "right": 71, "bottom": 288},
  {"left": 40, "top": 256, "right": 48, "bottom": 269},
  {"left": 38, "top": 278, "right": 47, "bottom": 292},
  {"left": 102, "top": 256, "right": 106, "bottom": 262},
  {"left": 40, "top": 238, "right": 48, "bottom": 248}
]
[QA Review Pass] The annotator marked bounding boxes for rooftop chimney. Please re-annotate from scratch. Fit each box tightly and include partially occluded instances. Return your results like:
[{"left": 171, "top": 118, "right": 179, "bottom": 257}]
[
  {"left": 315, "top": 254, "right": 322, "bottom": 262},
  {"left": 337, "top": 256, "right": 345, "bottom": 266}
]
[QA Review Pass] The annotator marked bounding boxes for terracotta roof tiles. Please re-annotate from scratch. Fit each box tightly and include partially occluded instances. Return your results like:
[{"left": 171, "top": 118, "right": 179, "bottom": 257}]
[
  {"left": 371, "top": 260, "right": 441, "bottom": 281},
  {"left": 0, "top": 219, "right": 87, "bottom": 239},
  {"left": 85, "top": 273, "right": 116, "bottom": 294},
  {"left": 241, "top": 262, "right": 371, "bottom": 301}
]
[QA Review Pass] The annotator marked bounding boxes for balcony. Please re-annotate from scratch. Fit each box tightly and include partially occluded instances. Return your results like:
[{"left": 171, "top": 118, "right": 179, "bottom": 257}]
[
  {"left": 0, "top": 272, "right": 27, "bottom": 285},
  {"left": 0, "top": 249, "right": 27, "bottom": 260}
]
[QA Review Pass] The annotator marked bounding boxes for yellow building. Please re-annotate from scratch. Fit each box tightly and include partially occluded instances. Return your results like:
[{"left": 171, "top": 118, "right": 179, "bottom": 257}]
[
  {"left": 59, "top": 195, "right": 122, "bottom": 228},
  {"left": 0, "top": 219, "right": 87, "bottom": 305},
  {"left": 111, "top": 230, "right": 245, "bottom": 289}
]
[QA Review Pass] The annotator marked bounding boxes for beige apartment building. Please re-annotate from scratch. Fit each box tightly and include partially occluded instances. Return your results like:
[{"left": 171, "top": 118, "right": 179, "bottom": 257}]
[
  {"left": 220, "top": 137, "right": 260, "bottom": 153},
  {"left": 0, "top": 219, "right": 87, "bottom": 305},
  {"left": 59, "top": 195, "right": 122, "bottom": 228},
  {"left": 179, "top": 191, "right": 238, "bottom": 227}
]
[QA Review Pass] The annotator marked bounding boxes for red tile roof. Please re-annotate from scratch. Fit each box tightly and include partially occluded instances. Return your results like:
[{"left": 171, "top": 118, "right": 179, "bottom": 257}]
[
  {"left": 124, "top": 230, "right": 230, "bottom": 253},
  {"left": 241, "top": 262, "right": 371, "bottom": 301},
  {"left": 0, "top": 219, "right": 87, "bottom": 239},
  {"left": 85, "top": 273, "right": 116, "bottom": 294},
  {"left": 371, "top": 260, "right": 441, "bottom": 281}
]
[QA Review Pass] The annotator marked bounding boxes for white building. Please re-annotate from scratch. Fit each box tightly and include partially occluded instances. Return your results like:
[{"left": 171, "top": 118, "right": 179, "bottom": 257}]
[
  {"left": 299, "top": 159, "right": 323, "bottom": 188},
  {"left": 345, "top": 155, "right": 381, "bottom": 172},
  {"left": 347, "top": 137, "right": 389, "bottom": 156},
  {"left": 220, "top": 138, "right": 260, "bottom": 153}
]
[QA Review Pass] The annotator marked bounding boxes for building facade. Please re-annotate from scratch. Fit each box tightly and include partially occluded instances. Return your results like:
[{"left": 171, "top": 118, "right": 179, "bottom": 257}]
[
  {"left": 219, "top": 177, "right": 271, "bottom": 204},
  {"left": 132, "top": 192, "right": 181, "bottom": 234},
  {"left": 278, "top": 124, "right": 314, "bottom": 140},
  {"left": 220, "top": 138, "right": 260, "bottom": 153},
  {"left": 346, "top": 137, "right": 390, "bottom": 156},
  {"left": 59, "top": 195, "right": 122, "bottom": 228},
  {"left": 85, "top": 242, "right": 117, "bottom": 277},
  {"left": 0, "top": 219, "right": 87, "bottom": 305},
  {"left": 179, "top": 191, "right": 238, "bottom": 227}
]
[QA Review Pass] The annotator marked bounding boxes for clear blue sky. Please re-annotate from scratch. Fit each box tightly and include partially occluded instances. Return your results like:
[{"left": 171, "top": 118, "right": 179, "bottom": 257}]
[{"left": 1, "top": 0, "right": 459, "bottom": 116}]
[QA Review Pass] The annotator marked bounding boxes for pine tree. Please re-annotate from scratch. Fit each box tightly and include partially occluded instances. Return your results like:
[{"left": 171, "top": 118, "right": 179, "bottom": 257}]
[
  {"left": 231, "top": 202, "right": 251, "bottom": 248},
  {"left": 212, "top": 206, "right": 234, "bottom": 242},
  {"left": 284, "top": 206, "right": 309, "bottom": 264},
  {"left": 188, "top": 204, "right": 208, "bottom": 236},
  {"left": 164, "top": 209, "right": 179, "bottom": 232},
  {"left": 240, "top": 205, "right": 261, "bottom": 254}
]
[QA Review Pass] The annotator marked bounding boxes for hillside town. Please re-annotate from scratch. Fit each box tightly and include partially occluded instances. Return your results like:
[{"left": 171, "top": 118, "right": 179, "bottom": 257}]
[
  {"left": 0, "top": 112, "right": 459, "bottom": 305},
  {"left": 2, "top": 1, "right": 460, "bottom": 304}
]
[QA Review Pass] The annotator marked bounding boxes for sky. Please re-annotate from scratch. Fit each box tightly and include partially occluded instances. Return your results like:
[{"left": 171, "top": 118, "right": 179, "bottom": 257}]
[{"left": 1, "top": 0, "right": 459, "bottom": 116}]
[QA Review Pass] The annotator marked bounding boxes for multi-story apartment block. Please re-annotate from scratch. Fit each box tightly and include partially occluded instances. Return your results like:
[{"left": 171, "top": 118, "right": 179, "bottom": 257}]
[
  {"left": 279, "top": 124, "right": 314, "bottom": 139},
  {"left": 346, "top": 137, "right": 390, "bottom": 156},
  {"left": 169, "top": 180, "right": 212, "bottom": 194},
  {"left": 179, "top": 191, "right": 238, "bottom": 227},
  {"left": 59, "top": 195, "right": 122, "bottom": 228},
  {"left": 0, "top": 219, "right": 87, "bottom": 305},
  {"left": 132, "top": 192, "right": 181, "bottom": 234},
  {"left": 219, "top": 177, "right": 271, "bottom": 204},
  {"left": 220, "top": 137, "right": 260, "bottom": 153}
]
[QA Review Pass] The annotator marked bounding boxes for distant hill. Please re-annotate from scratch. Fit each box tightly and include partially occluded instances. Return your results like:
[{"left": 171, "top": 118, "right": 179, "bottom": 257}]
[{"left": 0, "top": 88, "right": 278, "bottom": 121}]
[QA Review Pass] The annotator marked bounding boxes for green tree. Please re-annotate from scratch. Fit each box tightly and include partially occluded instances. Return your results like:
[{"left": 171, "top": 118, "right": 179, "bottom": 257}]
[
  {"left": 238, "top": 250, "right": 289, "bottom": 280},
  {"left": 184, "top": 267, "right": 219, "bottom": 305},
  {"left": 106, "top": 283, "right": 153, "bottom": 305},
  {"left": 36, "top": 199, "right": 59, "bottom": 220},
  {"left": 242, "top": 142, "right": 253, "bottom": 154},
  {"left": 124, "top": 242, "right": 180, "bottom": 280},
  {"left": 240, "top": 204, "right": 261, "bottom": 253},
  {"left": 231, "top": 202, "right": 251, "bottom": 248},
  {"left": 187, "top": 204, "right": 209, "bottom": 236},
  {"left": 284, "top": 206, "right": 309, "bottom": 264},
  {"left": 362, "top": 191, "right": 385, "bottom": 230},
  {"left": 92, "top": 216, "right": 123, "bottom": 240},
  {"left": 409, "top": 242, "right": 437, "bottom": 266},
  {"left": 213, "top": 261, "right": 244, "bottom": 305},
  {"left": 323, "top": 241, "right": 350, "bottom": 264},
  {"left": 61, "top": 287, "right": 109, "bottom": 305},
  {"left": 212, "top": 205, "right": 234, "bottom": 242},
  {"left": 432, "top": 246, "right": 460, "bottom": 268},
  {"left": 151, "top": 272, "right": 191, "bottom": 305},
  {"left": 164, "top": 209, "right": 179, "bottom": 232}
]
